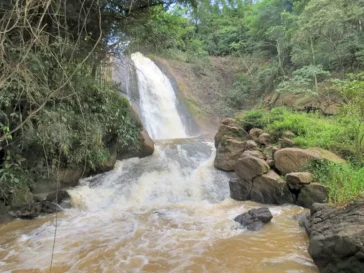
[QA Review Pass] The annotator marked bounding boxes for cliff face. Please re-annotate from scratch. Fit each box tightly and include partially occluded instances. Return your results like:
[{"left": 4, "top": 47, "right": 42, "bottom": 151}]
[{"left": 151, "top": 56, "right": 245, "bottom": 135}]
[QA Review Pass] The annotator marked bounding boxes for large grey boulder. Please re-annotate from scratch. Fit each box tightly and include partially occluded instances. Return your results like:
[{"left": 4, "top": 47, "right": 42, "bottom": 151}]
[
  {"left": 234, "top": 207, "right": 273, "bottom": 231},
  {"left": 304, "top": 201, "right": 364, "bottom": 273}
]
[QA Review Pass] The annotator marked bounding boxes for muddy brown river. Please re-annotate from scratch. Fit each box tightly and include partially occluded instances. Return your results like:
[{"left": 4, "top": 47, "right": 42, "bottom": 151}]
[{"left": 0, "top": 140, "right": 318, "bottom": 273}]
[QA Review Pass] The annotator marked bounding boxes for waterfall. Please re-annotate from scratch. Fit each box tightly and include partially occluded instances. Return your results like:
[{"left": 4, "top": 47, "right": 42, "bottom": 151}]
[
  {"left": 131, "top": 52, "right": 188, "bottom": 140},
  {"left": 0, "top": 53, "right": 317, "bottom": 273}
]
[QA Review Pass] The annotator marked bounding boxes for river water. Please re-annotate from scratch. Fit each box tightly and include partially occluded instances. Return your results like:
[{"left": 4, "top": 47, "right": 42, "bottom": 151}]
[{"left": 0, "top": 53, "right": 318, "bottom": 273}]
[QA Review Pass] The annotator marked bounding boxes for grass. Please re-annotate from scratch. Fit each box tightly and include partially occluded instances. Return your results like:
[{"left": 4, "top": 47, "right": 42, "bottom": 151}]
[
  {"left": 237, "top": 107, "right": 364, "bottom": 204},
  {"left": 313, "top": 162, "right": 364, "bottom": 204},
  {"left": 237, "top": 107, "right": 360, "bottom": 158}
]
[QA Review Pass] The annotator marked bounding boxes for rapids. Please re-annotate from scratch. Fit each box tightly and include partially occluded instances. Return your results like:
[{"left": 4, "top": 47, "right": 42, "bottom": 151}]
[{"left": 0, "top": 53, "right": 318, "bottom": 273}]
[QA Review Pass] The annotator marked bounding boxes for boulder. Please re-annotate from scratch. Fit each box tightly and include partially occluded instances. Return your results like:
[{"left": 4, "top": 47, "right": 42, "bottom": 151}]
[
  {"left": 8, "top": 203, "right": 42, "bottom": 219},
  {"left": 139, "top": 129, "right": 154, "bottom": 157},
  {"left": 229, "top": 175, "right": 252, "bottom": 201},
  {"left": 234, "top": 208, "right": 273, "bottom": 231},
  {"left": 274, "top": 148, "right": 321, "bottom": 175},
  {"left": 46, "top": 190, "right": 70, "bottom": 204},
  {"left": 41, "top": 201, "right": 63, "bottom": 214},
  {"left": 56, "top": 168, "right": 84, "bottom": 188},
  {"left": 308, "top": 147, "right": 346, "bottom": 165},
  {"left": 245, "top": 140, "right": 258, "bottom": 151},
  {"left": 251, "top": 170, "right": 294, "bottom": 205},
  {"left": 281, "top": 137, "right": 295, "bottom": 148},
  {"left": 263, "top": 145, "right": 279, "bottom": 159},
  {"left": 258, "top": 133, "right": 271, "bottom": 146},
  {"left": 249, "top": 128, "right": 264, "bottom": 141},
  {"left": 304, "top": 201, "right": 364, "bottom": 273},
  {"left": 286, "top": 172, "right": 314, "bottom": 191},
  {"left": 272, "top": 146, "right": 280, "bottom": 157},
  {"left": 215, "top": 138, "right": 248, "bottom": 171},
  {"left": 215, "top": 119, "right": 248, "bottom": 148},
  {"left": 296, "top": 183, "right": 329, "bottom": 209},
  {"left": 241, "top": 150, "right": 266, "bottom": 160},
  {"left": 266, "top": 159, "right": 275, "bottom": 167},
  {"left": 235, "top": 155, "right": 270, "bottom": 181}
]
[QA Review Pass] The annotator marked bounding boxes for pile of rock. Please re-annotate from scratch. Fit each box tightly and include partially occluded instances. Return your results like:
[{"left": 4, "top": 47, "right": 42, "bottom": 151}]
[{"left": 214, "top": 118, "right": 344, "bottom": 208}]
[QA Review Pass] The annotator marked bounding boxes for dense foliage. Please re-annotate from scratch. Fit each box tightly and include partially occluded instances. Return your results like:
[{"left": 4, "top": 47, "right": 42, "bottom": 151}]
[
  {"left": 0, "top": 0, "right": 193, "bottom": 206},
  {"left": 134, "top": 0, "right": 364, "bottom": 111}
]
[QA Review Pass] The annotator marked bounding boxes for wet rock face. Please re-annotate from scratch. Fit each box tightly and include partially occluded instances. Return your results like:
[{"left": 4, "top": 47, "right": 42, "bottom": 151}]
[
  {"left": 302, "top": 202, "right": 364, "bottom": 273},
  {"left": 234, "top": 208, "right": 273, "bottom": 231}
]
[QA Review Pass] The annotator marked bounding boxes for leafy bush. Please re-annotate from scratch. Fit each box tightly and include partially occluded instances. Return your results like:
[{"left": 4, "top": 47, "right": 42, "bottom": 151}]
[
  {"left": 0, "top": 42, "right": 141, "bottom": 205},
  {"left": 227, "top": 73, "right": 254, "bottom": 108},
  {"left": 277, "top": 65, "right": 331, "bottom": 94}
]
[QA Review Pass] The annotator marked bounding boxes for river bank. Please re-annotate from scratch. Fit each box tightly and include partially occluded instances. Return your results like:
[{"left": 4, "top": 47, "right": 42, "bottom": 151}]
[{"left": 213, "top": 108, "right": 364, "bottom": 273}]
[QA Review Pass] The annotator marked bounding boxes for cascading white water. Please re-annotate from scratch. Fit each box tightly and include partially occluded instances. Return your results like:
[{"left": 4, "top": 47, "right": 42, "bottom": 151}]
[
  {"left": 0, "top": 140, "right": 316, "bottom": 273},
  {"left": 131, "top": 52, "right": 188, "bottom": 139}
]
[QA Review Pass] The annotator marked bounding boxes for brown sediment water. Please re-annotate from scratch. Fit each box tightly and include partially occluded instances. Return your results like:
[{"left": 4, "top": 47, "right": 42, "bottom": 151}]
[{"left": 0, "top": 140, "right": 318, "bottom": 273}]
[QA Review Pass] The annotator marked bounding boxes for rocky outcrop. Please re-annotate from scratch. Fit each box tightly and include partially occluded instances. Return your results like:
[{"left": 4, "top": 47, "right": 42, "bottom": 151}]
[
  {"left": 234, "top": 208, "right": 273, "bottom": 231},
  {"left": 274, "top": 148, "right": 321, "bottom": 175},
  {"left": 214, "top": 119, "right": 252, "bottom": 171},
  {"left": 302, "top": 202, "right": 364, "bottom": 273},
  {"left": 215, "top": 118, "right": 248, "bottom": 148}
]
